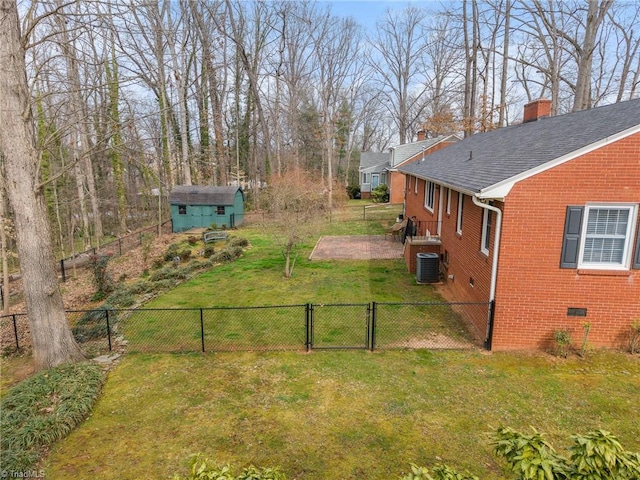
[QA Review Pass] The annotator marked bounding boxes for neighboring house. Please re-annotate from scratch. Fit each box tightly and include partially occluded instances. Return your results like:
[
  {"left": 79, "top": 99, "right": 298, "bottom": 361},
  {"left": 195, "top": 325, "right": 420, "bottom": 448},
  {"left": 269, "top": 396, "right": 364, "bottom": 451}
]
[
  {"left": 399, "top": 98, "right": 640, "bottom": 351},
  {"left": 359, "top": 152, "right": 390, "bottom": 199},
  {"left": 359, "top": 134, "right": 458, "bottom": 203},
  {"left": 169, "top": 186, "right": 244, "bottom": 232}
]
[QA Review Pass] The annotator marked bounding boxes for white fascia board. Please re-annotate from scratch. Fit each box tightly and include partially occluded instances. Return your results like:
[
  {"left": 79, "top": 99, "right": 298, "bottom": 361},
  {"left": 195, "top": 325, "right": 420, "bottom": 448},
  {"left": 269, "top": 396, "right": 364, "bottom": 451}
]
[{"left": 478, "top": 124, "right": 640, "bottom": 201}]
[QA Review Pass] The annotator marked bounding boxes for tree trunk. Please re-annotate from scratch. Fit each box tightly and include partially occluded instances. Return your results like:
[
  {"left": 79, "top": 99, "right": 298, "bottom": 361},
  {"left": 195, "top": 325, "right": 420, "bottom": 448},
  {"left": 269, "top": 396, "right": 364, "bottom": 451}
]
[
  {"left": 0, "top": 172, "right": 10, "bottom": 314},
  {"left": 0, "top": 0, "right": 85, "bottom": 370}
]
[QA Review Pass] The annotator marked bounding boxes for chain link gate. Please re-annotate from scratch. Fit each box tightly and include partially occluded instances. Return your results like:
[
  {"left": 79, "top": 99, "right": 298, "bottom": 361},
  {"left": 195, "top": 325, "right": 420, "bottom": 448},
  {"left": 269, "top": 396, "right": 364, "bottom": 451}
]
[{"left": 306, "top": 303, "right": 371, "bottom": 350}]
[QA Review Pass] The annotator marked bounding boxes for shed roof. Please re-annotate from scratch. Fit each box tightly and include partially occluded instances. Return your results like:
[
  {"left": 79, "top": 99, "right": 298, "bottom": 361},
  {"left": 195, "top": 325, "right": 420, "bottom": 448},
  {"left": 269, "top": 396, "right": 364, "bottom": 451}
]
[
  {"left": 400, "top": 98, "right": 640, "bottom": 198},
  {"left": 168, "top": 186, "right": 242, "bottom": 206}
]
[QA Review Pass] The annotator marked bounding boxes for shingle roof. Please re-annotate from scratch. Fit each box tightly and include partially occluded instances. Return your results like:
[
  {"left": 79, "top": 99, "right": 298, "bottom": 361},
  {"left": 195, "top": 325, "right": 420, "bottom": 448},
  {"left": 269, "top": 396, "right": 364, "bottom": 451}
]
[
  {"left": 400, "top": 98, "right": 640, "bottom": 196},
  {"left": 390, "top": 135, "right": 458, "bottom": 167},
  {"left": 168, "top": 186, "right": 242, "bottom": 206},
  {"left": 359, "top": 152, "right": 390, "bottom": 173}
]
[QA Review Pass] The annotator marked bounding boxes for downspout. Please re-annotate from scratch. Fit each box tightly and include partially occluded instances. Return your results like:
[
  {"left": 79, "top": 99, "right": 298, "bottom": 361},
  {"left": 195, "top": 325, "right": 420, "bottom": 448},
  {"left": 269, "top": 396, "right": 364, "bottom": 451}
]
[{"left": 472, "top": 195, "right": 502, "bottom": 350}]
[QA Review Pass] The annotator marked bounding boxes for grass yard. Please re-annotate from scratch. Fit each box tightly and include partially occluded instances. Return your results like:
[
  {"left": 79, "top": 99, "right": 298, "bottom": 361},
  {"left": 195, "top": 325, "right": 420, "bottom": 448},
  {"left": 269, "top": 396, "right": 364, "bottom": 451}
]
[{"left": 43, "top": 350, "right": 640, "bottom": 479}]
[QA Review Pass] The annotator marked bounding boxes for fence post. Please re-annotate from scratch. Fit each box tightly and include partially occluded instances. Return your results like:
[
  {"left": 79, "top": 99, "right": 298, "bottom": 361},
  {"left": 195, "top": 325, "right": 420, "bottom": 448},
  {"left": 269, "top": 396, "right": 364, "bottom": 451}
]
[
  {"left": 12, "top": 314, "right": 20, "bottom": 352},
  {"left": 305, "top": 304, "right": 310, "bottom": 351},
  {"left": 370, "top": 302, "right": 377, "bottom": 351},
  {"left": 118, "top": 238, "right": 122, "bottom": 256},
  {"left": 200, "top": 308, "right": 205, "bottom": 352},
  {"left": 363, "top": 205, "right": 366, "bottom": 221},
  {"left": 105, "top": 310, "right": 112, "bottom": 352},
  {"left": 60, "top": 259, "right": 66, "bottom": 283}
]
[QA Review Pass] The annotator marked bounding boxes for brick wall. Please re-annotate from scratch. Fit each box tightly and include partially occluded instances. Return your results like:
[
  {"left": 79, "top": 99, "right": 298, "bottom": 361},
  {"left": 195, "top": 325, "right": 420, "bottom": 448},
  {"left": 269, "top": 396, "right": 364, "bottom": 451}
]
[
  {"left": 492, "top": 132, "right": 640, "bottom": 351},
  {"left": 404, "top": 179, "right": 495, "bottom": 337}
]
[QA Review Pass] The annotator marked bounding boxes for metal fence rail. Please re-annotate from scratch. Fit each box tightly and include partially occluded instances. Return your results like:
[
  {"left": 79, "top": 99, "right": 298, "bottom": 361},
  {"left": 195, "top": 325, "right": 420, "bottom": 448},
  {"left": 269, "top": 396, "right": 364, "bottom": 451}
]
[{"left": 1, "top": 302, "right": 488, "bottom": 356}]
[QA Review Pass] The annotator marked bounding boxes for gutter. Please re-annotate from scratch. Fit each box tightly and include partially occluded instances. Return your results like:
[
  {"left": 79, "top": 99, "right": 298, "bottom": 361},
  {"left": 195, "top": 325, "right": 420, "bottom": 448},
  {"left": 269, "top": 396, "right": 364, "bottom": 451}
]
[{"left": 472, "top": 195, "right": 502, "bottom": 350}]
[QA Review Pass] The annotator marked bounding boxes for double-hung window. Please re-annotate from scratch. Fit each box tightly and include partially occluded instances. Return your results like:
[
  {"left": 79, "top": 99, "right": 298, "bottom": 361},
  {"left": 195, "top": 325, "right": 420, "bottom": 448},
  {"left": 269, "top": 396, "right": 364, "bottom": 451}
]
[
  {"left": 480, "top": 202, "right": 493, "bottom": 255},
  {"left": 561, "top": 203, "right": 638, "bottom": 270},
  {"left": 424, "top": 181, "right": 435, "bottom": 212},
  {"left": 456, "top": 193, "right": 464, "bottom": 235},
  {"left": 580, "top": 205, "right": 637, "bottom": 269}
]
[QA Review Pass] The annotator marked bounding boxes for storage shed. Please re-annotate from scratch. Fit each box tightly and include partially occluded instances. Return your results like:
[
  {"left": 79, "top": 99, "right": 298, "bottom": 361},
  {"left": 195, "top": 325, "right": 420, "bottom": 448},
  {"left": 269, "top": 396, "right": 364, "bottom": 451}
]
[{"left": 169, "top": 186, "right": 244, "bottom": 232}]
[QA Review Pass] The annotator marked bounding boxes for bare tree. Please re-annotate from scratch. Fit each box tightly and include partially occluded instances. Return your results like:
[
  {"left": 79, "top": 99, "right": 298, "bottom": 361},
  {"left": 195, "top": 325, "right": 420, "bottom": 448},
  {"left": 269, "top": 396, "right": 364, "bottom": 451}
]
[
  {"left": 367, "top": 5, "right": 431, "bottom": 144},
  {"left": 0, "top": 0, "right": 85, "bottom": 370}
]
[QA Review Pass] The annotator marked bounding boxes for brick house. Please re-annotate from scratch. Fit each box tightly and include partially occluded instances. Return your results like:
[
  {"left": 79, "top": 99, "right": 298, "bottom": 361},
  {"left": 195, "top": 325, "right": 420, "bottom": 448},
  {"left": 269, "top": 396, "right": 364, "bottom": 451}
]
[
  {"left": 359, "top": 134, "right": 458, "bottom": 203},
  {"left": 399, "top": 98, "right": 640, "bottom": 351}
]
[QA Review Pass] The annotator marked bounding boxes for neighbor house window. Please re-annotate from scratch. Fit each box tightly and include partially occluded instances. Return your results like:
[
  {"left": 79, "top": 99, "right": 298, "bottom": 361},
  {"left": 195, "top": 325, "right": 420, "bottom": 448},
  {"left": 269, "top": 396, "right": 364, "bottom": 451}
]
[
  {"left": 579, "top": 204, "right": 637, "bottom": 269},
  {"left": 217, "top": 206, "right": 225, "bottom": 215},
  {"left": 446, "top": 188, "right": 451, "bottom": 215},
  {"left": 424, "top": 181, "right": 435, "bottom": 212},
  {"left": 178, "top": 205, "right": 187, "bottom": 215},
  {"left": 456, "top": 193, "right": 464, "bottom": 234},
  {"left": 481, "top": 203, "right": 493, "bottom": 255}
]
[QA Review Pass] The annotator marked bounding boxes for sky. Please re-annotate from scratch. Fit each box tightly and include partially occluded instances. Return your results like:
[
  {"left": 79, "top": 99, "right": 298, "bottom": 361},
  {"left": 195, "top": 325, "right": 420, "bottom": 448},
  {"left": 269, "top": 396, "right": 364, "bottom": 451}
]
[{"left": 321, "top": 0, "right": 451, "bottom": 30}]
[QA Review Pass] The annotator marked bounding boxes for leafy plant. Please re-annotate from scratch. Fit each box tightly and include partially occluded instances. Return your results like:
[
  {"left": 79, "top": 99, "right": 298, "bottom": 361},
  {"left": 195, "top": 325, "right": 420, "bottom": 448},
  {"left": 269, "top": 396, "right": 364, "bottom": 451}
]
[
  {"left": 72, "top": 307, "right": 117, "bottom": 343},
  {"left": 553, "top": 329, "right": 571, "bottom": 358},
  {"left": 491, "top": 426, "right": 568, "bottom": 479},
  {"left": 371, "top": 183, "right": 390, "bottom": 203},
  {"left": 88, "top": 253, "right": 114, "bottom": 300},
  {"left": 174, "top": 455, "right": 286, "bottom": 480},
  {"left": 0, "top": 363, "right": 104, "bottom": 472},
  {"left": 400, "top": 463, "right": 478, "bottom": 480},
  {"left": 164, "top": 243, "right": 181, "bottom": 262}
]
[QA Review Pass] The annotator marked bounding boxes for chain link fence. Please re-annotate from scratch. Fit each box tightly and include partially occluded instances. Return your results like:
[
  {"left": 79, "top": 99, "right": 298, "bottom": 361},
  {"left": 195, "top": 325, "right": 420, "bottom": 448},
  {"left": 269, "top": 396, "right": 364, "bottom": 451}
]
[{"left": 1, "top": 301, "right": 488, "bottom": 356}]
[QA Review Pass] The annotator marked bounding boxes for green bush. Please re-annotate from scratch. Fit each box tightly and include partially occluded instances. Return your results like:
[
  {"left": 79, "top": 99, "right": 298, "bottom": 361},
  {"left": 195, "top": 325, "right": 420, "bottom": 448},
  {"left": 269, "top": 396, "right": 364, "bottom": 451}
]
[
  {"left": 371, "top": 184, "right": 389, "bottom": 203},
  {"left": 105, "top": 287, "right": 136, "bottom": 308},
  {"left": 174, "top": 455, "right": 286, "bottom": 480},
  {"left": 149, "top": 266, "right": 190, "bottom": 282},
  {"left": 0, "top": 363, "right": 104, "bottom": 472},
  {"left": 402, "top": 427, "right": 640, "bottom": 480},
  {"left": 346, "top": 184, "right": 361, "bottom": 199},
  {"left": 204, "top": 245, "right": 216, "bottom": 257},
  {"left": 72, "top": 307, "right": 117, "bottom": 343}
]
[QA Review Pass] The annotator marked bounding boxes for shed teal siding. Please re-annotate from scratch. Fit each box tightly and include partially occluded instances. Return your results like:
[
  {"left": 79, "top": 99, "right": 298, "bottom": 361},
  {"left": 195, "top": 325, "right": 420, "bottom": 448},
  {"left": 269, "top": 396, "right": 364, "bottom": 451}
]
[{"left": 169, "top": 186, "right": 244, "bottom": 232}]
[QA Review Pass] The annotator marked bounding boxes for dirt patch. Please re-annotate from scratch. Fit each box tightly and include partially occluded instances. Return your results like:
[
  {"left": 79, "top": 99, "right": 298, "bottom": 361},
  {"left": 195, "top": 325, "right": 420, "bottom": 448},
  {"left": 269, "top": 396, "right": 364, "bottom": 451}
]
[
  {"left": 386, "top": 333, "right": 476, "bottom": 350},
  {"left": 309, "top": 235, "right": 404, "bottom": 260}
]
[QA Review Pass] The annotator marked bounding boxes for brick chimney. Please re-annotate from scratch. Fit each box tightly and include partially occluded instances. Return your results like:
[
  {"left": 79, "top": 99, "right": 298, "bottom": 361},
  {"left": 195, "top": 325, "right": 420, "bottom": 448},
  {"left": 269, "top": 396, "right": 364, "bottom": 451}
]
[
  {"left": 417, "top": 129, "right": 426, "bottom": 141},
  {"left": 523, "top": 99, "right": 552, "bottom": 123}
]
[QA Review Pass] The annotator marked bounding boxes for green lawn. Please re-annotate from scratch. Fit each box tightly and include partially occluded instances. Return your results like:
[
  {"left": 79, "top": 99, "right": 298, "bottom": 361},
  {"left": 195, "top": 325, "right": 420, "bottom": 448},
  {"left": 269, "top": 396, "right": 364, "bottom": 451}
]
[
  {"left": 12, "top": 203, "right": 640, "bottom": 478},
  {"left": 43, "top": 350, "right": 640, "bottom": 479}
]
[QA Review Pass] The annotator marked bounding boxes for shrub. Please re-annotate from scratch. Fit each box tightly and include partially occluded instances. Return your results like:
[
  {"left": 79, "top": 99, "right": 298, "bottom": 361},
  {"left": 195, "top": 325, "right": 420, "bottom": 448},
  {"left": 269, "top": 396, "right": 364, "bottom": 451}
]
[
  {"left": 553, "top": 328, "right": 571, "bottom": 358},
  {"left": 0, "top": 363, "right": 104, "bottom": 472},
  {"left": 403, "top": 427, "right": 640, "bottom": 480},
  {"left": 187, "top": 235, "right": 199, "bottom": 245},
  {"left": 229, "top": 236, "right": 249, "bottom": 248},
  {"left": 211, "top": 246, "right": 242, "bottom": 263},
  {"left": 149, "top": 266, "right": 190, "bottom": 282},
  {"left": 346, "top": 184, "right": 361, "bottom": 199},
  {"left": 371, "top": 184, "right": 389, "bottom": 203},
  {"left": 88, "top": 253, "right": 114, "bottom": 299},
  {"left": 151, "top": 258, "right": 165, "bottom": 270},
  {"left": 72, "top": 307, "right": 117, "bottom": 343},
  {"left": 204, "top": 245, "right": 215, "bottom": 257},
  {"left": 163, "top": 243, "right": 181, "bottom": 262},
  {"left": 105, "top": 287, "right": 136, "bottom": 308}
]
